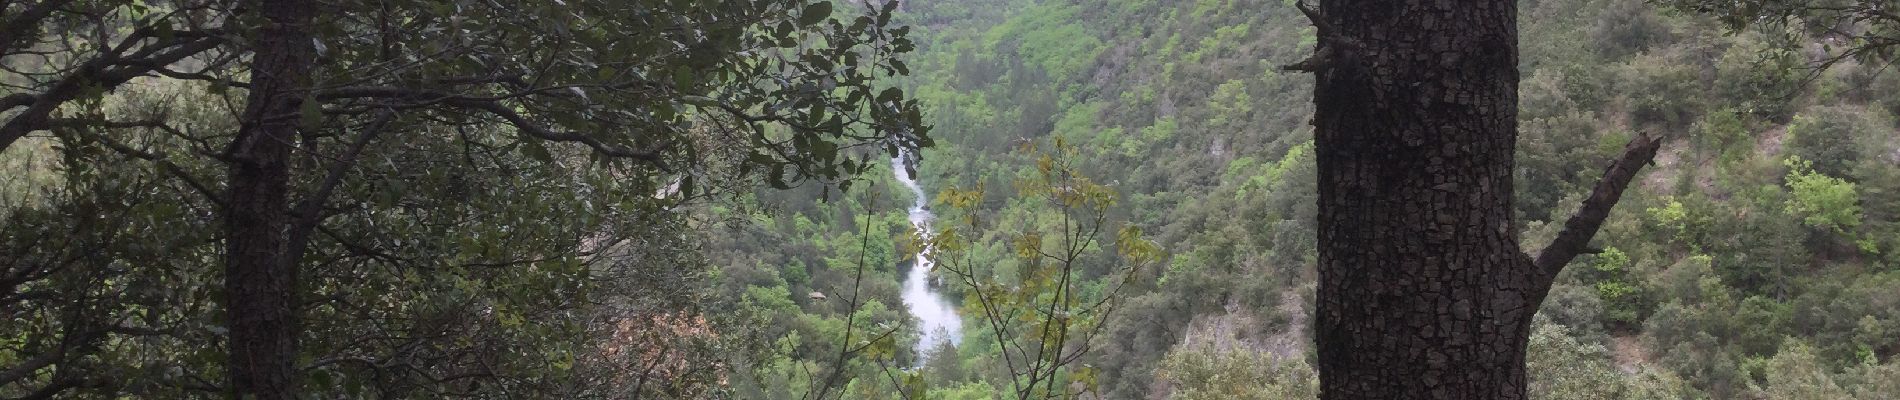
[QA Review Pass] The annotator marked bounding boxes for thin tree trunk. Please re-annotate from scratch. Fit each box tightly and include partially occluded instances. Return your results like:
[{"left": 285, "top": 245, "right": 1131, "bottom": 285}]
[
  {"left": 1297, "top": 0, "right": 1660, "bottom": 398},
  {"left": 225, "top": 0, "right": 315, "bottom": 398}
]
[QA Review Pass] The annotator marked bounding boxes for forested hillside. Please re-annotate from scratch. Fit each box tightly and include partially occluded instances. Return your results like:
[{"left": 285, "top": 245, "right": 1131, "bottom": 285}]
[
  {"left": 705, "top": 0, "right": 1900, "bottom": 398},
  {"left": 4, "top": 0, "right": 1898, "bottom": 398}
]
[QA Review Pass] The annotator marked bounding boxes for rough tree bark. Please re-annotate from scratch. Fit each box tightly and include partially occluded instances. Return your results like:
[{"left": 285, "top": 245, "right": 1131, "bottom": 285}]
[
  {"left": 1286, "top": 0, "right": 1661, "bottom": 398},
  {"left": 225, "top": 0, "right": 315, "bottom": 398}
]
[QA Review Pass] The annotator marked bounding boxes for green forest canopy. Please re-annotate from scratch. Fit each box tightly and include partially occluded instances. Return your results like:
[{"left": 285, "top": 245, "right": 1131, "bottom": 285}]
[{"left": 4, "top": 0, "right": 1900, "bottom": 398}]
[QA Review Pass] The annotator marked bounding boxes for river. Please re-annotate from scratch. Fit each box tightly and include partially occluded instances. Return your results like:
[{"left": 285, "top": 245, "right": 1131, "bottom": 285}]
[{"left": 893, "top": 156, "right": 963, "bottom": 364}]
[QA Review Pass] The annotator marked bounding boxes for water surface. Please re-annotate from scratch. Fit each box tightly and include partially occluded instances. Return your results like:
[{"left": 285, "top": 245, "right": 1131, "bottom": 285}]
[{"left": 892, "top": 156, "right": 963, "bottom": 364}]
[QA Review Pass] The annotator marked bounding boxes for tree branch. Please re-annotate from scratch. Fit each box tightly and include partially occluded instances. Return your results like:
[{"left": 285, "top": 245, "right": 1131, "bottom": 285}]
[
  {"left": 0, "top": 347, "right": 60, "bottom": 385},
  {"left": 1, "top": 93, "right": 36, "bottom": 111},
  {"left": 1280, "top": 0, "right": 1364, "bottom": 73},
  {"left": 0, "top": 35, "right": 224, "bottom": 152},
  {"left": 0, "top": 0, "right": 79, "bottom": 57},
  {"left": 314, "top": 86, "right": 672, "bottom": 169},
  {"left": 285, "top": 110, "right": 396, "bottom": 268},
  {"left": 1533, "top": 132, "right": 1663, "bottom": 277},
  {"left": 14, "top": 374, "right": 96, "bottom": 400},
  {"left": 444, "top": 98, "right": 670, "bottom": 167},
  {"left": 50, "top": 118, "right": 228, "bottom": 208}
]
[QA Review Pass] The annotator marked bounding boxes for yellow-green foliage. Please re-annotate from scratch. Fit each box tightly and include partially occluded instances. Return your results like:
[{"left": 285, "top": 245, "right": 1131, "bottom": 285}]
[
  {"left": 1784, "top": 157, "right": 1864, "bottom": 233},
  {"left": 1158, "top": 347, "right": 1317, "bottom": 399}
]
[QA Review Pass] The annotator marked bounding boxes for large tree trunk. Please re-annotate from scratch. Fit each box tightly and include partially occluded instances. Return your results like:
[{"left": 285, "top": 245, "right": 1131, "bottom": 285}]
[
  {"left": 225, "top": 0, "right": 315, "bottom": 398},
  {"left": 1299, "top": 0, "right": 1657, "bottom": 398}
]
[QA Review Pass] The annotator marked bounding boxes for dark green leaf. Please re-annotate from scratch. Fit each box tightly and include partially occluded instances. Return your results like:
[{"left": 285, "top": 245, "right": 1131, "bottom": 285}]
[
  {"left": 799, "top": 2, "right": 833, "bottom": 26},
  {"left": 520, "top": 139, "right": 553, "bottom": 162}
]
